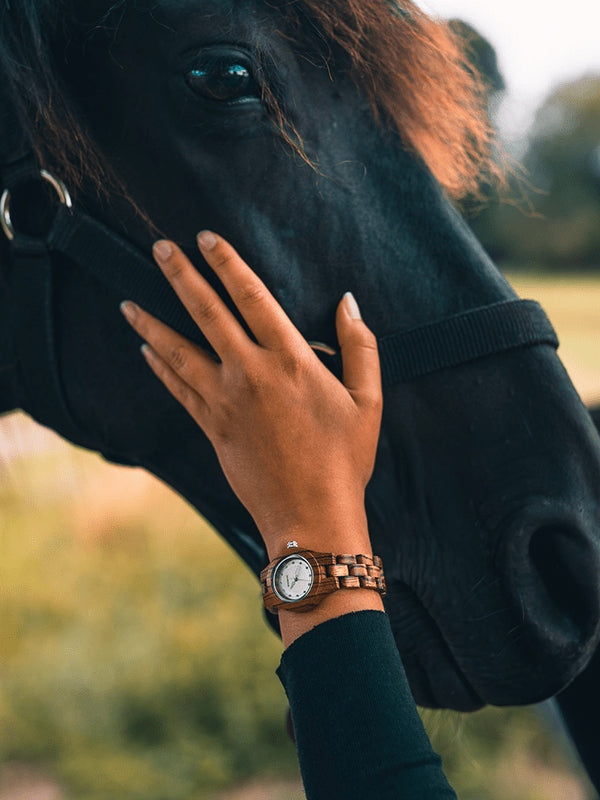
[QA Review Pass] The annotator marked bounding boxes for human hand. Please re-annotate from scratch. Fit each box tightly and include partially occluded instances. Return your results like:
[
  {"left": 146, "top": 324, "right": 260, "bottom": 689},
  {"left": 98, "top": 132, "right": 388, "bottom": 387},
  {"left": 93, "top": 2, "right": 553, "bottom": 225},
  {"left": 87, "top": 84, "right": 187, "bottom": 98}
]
[{"left": 120, "top": 232, "right": 382, "bottom": 560}]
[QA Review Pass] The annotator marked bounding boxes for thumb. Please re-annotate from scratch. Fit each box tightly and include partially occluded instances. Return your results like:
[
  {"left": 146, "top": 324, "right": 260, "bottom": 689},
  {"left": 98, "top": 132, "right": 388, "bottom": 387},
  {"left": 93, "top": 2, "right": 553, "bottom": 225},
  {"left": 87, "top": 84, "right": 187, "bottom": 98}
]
[{"left": 336, "top": 292, "right": 382, "bottom": 407}]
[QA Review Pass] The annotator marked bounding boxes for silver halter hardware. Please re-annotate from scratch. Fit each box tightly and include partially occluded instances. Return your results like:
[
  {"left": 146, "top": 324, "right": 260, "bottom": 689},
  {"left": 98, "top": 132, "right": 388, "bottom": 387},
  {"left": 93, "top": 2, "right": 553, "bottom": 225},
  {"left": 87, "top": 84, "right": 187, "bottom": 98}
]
[
  {"left": 308, "top": 341, "right": 337, "bottom": 356},
  {"left": 0, "top": 169, "right": 73, "bottom": 241}
]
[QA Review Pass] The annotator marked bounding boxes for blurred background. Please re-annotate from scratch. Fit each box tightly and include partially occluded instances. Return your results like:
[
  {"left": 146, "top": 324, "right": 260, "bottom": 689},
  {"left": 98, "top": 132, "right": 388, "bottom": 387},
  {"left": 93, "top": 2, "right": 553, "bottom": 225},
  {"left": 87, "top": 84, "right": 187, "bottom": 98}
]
[{"left": 1, "top": 1, "right": 600, "bottom": 798}]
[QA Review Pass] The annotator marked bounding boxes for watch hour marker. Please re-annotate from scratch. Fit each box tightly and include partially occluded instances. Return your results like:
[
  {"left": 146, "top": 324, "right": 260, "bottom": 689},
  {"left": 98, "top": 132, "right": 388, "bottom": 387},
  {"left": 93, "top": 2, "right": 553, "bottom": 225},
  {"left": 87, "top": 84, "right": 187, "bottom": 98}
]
[{"left": 273, "top": 555, "right": 313, "bottom": 602}]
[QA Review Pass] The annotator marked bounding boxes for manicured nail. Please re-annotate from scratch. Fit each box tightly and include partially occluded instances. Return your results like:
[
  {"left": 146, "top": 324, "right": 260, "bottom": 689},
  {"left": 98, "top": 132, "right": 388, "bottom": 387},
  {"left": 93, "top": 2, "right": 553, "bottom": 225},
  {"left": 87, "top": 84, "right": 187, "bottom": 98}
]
[
  {"left": 153, "top": 240, "right": 173, "bottom": 262},
  {"left": 343, "top": 291, "right": 361, "bottom": 320},
  {"left": 120, "top": 300, "right": 138, "bottom": 322},
  {"left": 140, "top": 343, "right": 155, "bottom": 361},
  {"left": 197, "top": 230, "right": 217, "bottom": 251}
]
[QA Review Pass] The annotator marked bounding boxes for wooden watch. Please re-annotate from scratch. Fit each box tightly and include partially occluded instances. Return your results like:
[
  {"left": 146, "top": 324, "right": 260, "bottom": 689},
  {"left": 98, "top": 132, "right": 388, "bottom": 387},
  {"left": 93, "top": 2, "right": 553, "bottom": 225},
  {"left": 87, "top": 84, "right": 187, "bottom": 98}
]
[{"left": 260, "top": 541, "right": 386, "bottom": 613}]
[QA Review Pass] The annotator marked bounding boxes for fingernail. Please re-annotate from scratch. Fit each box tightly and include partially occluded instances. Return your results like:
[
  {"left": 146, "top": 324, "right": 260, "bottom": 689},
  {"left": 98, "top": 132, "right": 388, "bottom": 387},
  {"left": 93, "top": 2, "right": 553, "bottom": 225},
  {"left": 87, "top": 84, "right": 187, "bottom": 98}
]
[
  {"left": 197, "top": 230, "right": 217, "bottom": 251},
  {"left": 343, "top": 291, "right": 361, "bottom": 320},
  {"left": 141, "top": 343, "right": 155, "bottom": 361},
  {"left": 153, "top": 240, "right": 173, "bottom": 262},
  {"left": 120, "top": 300, "right": 138, "bottom": 322}
]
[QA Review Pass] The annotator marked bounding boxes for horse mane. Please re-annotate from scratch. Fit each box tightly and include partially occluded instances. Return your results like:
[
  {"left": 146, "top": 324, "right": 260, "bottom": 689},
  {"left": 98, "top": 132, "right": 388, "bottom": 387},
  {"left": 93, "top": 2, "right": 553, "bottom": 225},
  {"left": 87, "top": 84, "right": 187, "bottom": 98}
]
[
  {"left": 0, "top": 0, "right": 129, "bottom": 206},
  {"left": 276, "top": 0, "right": 502, "bottom": 198},
  {"left": 0, "top": 0, "right": 501, "bottom": 229}
]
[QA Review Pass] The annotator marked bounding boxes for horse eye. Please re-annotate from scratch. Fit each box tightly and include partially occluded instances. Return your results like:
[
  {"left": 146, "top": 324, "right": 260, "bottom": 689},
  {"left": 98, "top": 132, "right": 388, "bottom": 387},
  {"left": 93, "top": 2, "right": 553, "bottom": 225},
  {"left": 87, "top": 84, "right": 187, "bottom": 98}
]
[{"left": 185, "top": 56, "right": 260, "bottom": 103}]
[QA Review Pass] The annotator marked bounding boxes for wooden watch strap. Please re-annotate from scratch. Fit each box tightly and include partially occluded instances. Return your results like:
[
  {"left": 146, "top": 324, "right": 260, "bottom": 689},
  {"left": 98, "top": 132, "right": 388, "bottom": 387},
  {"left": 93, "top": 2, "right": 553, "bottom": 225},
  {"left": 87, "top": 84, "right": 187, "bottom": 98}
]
[
  {"left": 326, "top": 553, "right": 386, "bottom": 594},
  {"left": 261, "top": 550, "right": 386, "bottom": 614}
]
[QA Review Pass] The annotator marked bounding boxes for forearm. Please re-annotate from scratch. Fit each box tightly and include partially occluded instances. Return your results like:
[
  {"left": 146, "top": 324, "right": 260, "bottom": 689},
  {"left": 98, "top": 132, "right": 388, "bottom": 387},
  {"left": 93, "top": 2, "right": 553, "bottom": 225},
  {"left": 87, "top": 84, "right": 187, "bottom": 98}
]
[
  {"left": 270, "top": 519, "right": 455, "bottom": 798},
  {"left": 277, "top": 611, "right": 457, "bottom": 800}
]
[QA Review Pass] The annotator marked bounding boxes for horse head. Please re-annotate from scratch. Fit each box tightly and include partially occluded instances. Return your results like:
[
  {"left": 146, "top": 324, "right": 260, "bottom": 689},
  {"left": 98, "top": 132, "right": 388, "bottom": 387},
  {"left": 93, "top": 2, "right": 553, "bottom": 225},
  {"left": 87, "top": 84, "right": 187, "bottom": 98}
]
[{"left": 1, "top": 0, "right": 600, "bottom": 712}]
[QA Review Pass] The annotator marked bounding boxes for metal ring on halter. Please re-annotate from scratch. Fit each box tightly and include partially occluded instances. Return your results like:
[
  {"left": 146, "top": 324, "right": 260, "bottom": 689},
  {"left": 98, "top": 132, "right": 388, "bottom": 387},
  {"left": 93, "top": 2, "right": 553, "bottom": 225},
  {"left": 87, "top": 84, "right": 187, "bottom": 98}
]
[
  {"left": 308, "top": 341, "right": 337, "bottom": 356},
  {"left": 0, "top": 169, "right": 73, "bottom": 242}
]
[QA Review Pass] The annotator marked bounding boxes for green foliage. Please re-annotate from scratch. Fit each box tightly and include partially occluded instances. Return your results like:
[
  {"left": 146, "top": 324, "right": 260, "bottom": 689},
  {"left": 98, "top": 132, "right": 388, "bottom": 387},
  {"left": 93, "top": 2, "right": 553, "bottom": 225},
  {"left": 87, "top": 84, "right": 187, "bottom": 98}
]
[
  {"left": 0, "top": 450, "right": 297, "bottom": 799},
  {"left": 469, "top": 73, "right": 600, "bottom": 271}
]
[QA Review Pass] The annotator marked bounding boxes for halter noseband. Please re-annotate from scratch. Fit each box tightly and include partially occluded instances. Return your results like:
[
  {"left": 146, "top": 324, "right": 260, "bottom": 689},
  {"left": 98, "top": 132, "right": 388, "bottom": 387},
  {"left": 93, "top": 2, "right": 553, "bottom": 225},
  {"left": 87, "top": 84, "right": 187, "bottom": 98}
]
[
  {"left": 0, "top": 153, "right": 558, "bottom": 441},
  {"left": 45, "top": 194, "right": 558, "bottom": 385},
  {"left": 51, "top": 199, "right": 560, "bottom": 380}
]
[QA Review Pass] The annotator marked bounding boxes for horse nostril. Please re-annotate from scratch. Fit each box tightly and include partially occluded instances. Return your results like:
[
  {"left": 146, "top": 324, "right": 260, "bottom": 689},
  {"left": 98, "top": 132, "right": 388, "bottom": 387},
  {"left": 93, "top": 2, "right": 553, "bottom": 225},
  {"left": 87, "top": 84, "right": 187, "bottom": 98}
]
[
  {"left": 502, "top": 505, "right": 600, "bottom": 677},
  {"left": 527, "top": 525, "right": 599, "bottom": 640}
]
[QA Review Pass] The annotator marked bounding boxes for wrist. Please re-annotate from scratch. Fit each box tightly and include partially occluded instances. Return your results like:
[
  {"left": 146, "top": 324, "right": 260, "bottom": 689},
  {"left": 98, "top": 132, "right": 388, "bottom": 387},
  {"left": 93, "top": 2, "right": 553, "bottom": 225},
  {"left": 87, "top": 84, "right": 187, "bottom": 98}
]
[
  {"left": 279, "top": 588, "right": 385, "bottom": 648},
  {"left": 258, "top": 497, "right": 371, "bottom": 561},
  {"left": 263, "top": 507, "right": 371, "bottom": 561},
  {"left": 260, "top": 536, "right": 386, "bottom": 647}
]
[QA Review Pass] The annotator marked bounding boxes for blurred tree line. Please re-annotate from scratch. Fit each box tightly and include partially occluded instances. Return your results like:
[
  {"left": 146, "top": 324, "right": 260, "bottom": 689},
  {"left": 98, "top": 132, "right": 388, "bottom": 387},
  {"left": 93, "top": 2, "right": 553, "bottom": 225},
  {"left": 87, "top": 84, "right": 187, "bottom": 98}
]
[{"left": 452, "top": 20, "right": 600, "bottom": 272}]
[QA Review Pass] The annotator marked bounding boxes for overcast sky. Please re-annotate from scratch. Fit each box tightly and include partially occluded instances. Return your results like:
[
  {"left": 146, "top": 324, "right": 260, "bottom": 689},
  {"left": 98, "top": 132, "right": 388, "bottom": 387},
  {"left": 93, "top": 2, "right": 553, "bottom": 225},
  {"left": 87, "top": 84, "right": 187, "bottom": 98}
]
[{"left": 416, "top": 0, "right": 600, "bottom": 139}]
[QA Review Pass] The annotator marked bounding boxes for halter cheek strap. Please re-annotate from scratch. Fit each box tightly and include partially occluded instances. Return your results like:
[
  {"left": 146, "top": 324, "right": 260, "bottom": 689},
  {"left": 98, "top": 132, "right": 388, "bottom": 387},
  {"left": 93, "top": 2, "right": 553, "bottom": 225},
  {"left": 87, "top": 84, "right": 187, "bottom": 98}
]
[
  {"left": 1, "top": 165, "right": 560, "bottom": 442},
  {"left": 47, "top": 203, "right": 559, "bottom": 387}
]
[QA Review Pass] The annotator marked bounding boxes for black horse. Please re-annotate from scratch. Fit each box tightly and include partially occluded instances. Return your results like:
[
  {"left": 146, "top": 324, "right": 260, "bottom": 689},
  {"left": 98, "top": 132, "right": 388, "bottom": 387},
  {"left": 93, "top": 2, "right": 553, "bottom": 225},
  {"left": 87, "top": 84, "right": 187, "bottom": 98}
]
[{"left": 1, "top": 0, "right": 600, "bottom": 779}]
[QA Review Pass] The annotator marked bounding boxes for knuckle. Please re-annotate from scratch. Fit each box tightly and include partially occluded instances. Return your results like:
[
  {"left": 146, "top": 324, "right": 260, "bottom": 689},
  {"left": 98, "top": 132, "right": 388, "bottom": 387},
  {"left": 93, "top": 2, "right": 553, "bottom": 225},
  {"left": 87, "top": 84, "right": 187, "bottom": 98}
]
[
  {"left": 217, "top": 400, "right": 234, "bottom": 425},
  {"left": 212, "top": 248, "right": 236, "bottom": 273},
  {"left": 168, "top": 344, "right": 188, "bottom": 372},
  {"left": 212, "top": 401, "right": 235, "bottom": 441},
  {"left": 237, "top": 281, "right": 265, "bottom": 307},
  {"left": 195, "top": 297, "right": 221, "bottom": 324},
  {"left": 231, "top": 361, "right": 264, "bottom": 396},
  {"left": 278, "top": 346, "right": 307, "bottom": 378},
  {"left": 164, "top": 257, "right": 186, "bottom": 283},
  {"left": 178, "top": 382, "right": 196, "bottom": 409},
  {"left": 358, "top": 328, "right": 379, "bottom": 351},
  {"left": 350, "top": 337, "right": 380, "bottom": 366}
]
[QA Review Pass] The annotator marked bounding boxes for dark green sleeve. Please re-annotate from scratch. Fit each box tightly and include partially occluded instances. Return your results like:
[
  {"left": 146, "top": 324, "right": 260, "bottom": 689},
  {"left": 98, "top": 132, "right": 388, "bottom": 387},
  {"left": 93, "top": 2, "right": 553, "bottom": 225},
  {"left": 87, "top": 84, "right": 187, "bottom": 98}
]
[{"left": 277, "top": 610, "right": 457, "bottom": 800}]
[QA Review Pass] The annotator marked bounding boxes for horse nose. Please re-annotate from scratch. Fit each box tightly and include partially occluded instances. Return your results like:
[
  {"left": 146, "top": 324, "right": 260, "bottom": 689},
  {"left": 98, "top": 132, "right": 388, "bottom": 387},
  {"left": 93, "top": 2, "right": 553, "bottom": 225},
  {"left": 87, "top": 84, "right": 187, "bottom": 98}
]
[{"left": 503, "top": 503, "right": 600, "bottom": 666}]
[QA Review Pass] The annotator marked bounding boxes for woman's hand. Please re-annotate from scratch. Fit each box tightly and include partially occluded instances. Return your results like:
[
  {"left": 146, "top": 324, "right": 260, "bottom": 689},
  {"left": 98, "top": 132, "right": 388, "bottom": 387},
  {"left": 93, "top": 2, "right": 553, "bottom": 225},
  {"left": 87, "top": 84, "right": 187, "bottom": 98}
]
[{"left": 120, "top": 232, "right": 382, "bottom": 561}]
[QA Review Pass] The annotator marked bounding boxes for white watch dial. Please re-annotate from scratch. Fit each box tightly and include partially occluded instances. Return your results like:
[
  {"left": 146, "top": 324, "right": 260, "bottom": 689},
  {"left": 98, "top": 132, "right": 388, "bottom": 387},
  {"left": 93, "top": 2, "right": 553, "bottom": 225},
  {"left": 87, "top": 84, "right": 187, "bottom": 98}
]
[{"left": 273, "top": 556, "right": 314, "bottom": 602}]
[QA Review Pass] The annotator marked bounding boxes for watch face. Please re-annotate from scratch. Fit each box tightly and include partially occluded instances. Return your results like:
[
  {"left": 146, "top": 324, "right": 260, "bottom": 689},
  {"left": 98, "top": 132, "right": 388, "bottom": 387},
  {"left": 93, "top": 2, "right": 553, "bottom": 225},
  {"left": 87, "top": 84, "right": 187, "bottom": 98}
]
[{"left": 273, "top": 556, "right": 314, "bottom": 602}]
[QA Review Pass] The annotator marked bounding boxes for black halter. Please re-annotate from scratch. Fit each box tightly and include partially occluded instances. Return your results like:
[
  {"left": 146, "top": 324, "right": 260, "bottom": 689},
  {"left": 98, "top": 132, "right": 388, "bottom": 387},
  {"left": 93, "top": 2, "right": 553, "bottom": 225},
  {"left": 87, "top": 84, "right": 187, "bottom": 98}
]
[{"left": 0, "top": 149, "right": 559, "bottom": 440}]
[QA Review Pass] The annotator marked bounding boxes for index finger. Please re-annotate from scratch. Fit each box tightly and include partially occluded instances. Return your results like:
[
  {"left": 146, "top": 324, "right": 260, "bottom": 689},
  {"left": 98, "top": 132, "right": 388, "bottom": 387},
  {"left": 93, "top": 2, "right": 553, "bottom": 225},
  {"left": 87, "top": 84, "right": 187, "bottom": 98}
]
[
  {"left": 152, "top": 239, "right": 251, "bottom": 360},
  {"left": 196, "top": 231, "right": 306, "bottom": 351}
]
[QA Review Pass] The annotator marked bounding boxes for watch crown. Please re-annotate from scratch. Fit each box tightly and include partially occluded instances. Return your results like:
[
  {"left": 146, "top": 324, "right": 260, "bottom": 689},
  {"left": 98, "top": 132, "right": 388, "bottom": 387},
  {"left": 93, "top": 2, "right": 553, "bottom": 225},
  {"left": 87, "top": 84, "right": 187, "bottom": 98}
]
[{"left": 286, "top": 540, "right": 298, "bottom": 549}]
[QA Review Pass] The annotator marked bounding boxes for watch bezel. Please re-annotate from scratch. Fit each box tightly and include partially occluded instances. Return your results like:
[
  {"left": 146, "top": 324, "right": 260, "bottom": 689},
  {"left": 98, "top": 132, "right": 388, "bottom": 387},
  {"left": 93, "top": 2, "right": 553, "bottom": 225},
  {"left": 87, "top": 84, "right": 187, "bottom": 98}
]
[
  {"left": 272, "top": 554, "right": 314, "bottom": 603},
  {"left": 260, "top": 549, "right": 340, "bottom": 613}
]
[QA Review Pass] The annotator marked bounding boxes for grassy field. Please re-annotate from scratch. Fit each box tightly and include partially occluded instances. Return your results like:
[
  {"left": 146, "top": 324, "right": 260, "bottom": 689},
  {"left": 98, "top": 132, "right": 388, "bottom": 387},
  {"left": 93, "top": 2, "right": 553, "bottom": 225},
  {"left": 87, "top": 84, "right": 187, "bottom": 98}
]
[
  {"left": 0, "top": 272, "right": 599, "bottom": 800},
  {"left": 506, "top": 272, "right": 600, "bottom": 406}
]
